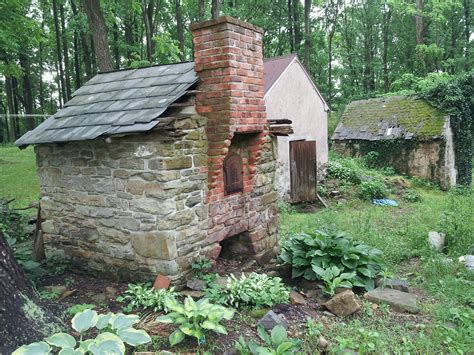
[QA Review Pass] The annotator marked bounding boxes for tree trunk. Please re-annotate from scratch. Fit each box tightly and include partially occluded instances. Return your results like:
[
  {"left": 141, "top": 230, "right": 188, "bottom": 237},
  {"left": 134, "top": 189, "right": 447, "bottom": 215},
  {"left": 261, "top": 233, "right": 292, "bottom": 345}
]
[
  {"left": 382, "top": 7, "right": 392, "bottom": 93},
  {"left": 52, "top": 0, "right": 67, "bottom": 104},
  {"left": 198, "top": 0, "right": 205, "bottom": 20},
  {"left": 141, "top": 0, "right": 155, "bottom": 63},
  {"left": 176, "top": 0, "right": 185, "bottom": 61},
  {"left": 39, "top": 22, "right": 46, "bottom": 113},
  {"left": 60, "top": 3, "right": 72, "bottom": 100},
  {"left": 0, "top": 232, "right": 64, "bottom": 348},
  {"left": 464, "top": 0, "right": 470, "bottom": 69},
  {"left": 415, "top": 0, "right": 424, "bottom": 45},
  {"left": 19, "top": 53, "right": 35, "bottom": 131},
  {"left": 113, "top": 5, "right": 120, "bottom": 70},
  {"left": 288, "top": 0, "right": 294, "bottom": 52},
  {"left": 292, "top": 0, "right": 301, "bottom": 51},
  {"left": 0, "top": 101, "right": 5, "bottom": 143},
  {"left": 212, "top": 0, "right": 220, "bottom": 19},
  {"left": 303, "top": 0, "right": 311, "bottom": 70},
  {"left": 81, "top": 0, "right": 114, "bottom": 72},
  {"left": 71, "top": 0, "right": 92, "bottom": 80}
]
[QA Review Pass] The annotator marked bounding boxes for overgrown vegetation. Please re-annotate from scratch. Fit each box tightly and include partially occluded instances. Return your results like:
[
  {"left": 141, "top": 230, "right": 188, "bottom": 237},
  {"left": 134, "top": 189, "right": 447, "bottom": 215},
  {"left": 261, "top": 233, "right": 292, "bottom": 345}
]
[
  {"left": 205, "top": 273, "right": 290, "bottom": 309},
  {"left": 117, "top": 283, "right": 178, "bottom": 313},
  {"left": 235, "top": 325, "right": 302, "bottom": 355},
  {"left": 279, "top": 230, "right": 385, "bottom": 292}
]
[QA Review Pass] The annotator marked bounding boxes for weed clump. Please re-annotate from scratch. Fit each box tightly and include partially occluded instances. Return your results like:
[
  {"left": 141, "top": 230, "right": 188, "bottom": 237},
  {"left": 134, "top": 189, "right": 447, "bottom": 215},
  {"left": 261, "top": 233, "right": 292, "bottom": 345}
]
[{"left": 359, "top": 179, "right": 388, "bottom": 200}]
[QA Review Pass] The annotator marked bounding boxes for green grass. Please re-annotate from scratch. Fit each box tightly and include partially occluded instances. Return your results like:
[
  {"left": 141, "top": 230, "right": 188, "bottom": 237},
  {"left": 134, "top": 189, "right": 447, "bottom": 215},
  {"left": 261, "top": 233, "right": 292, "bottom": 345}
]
[{"left": 0, "top": 144, "right": 39, "bottom": 208}]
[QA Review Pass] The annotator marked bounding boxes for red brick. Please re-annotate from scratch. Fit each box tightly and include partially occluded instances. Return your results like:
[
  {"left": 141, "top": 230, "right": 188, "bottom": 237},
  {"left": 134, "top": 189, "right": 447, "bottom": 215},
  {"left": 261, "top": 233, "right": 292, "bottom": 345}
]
[{"left": 153, "top": 274, "right": 171, "bottom": 290}]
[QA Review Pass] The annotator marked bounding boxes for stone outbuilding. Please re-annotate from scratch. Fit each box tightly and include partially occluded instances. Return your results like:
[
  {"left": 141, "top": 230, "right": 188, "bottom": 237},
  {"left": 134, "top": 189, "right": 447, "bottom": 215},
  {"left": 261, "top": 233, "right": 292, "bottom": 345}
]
[
  {"left": 264, "top": 54, "right": 329, "bottom": 202},
  {"left": 15, "top": 17, "right": 282, "bottom": 281},
  {"left": 331, "top": 96, "right": 456, "bottom": 188}
]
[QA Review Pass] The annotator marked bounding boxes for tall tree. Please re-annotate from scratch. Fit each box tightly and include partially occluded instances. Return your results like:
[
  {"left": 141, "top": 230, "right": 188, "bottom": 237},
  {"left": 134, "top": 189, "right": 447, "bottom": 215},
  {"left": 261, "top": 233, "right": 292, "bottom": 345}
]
[
  {"left": 212, "top": 0, "right": 220, "bottom": 19},
  {"left": 81, "top": 0, "right": 114, "bottom": 72},
  {"left": 176, "top": 0, "right": 185, "bottom": 61},
  {"left": 303, "top": 0, "right": 312, "bottom": 70},
  {"left": 52, "top": 0, "right": 67, "bottom": 104},
  {"left": 59, "top": 3, "right": 72, "bottom": 100}
]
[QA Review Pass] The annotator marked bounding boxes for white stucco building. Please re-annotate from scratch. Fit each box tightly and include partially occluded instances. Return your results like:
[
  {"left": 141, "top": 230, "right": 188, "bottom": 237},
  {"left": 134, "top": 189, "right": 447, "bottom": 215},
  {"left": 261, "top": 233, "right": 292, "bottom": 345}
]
[{"left": 264, "top": 54, "right": 329, "bottom": 202}]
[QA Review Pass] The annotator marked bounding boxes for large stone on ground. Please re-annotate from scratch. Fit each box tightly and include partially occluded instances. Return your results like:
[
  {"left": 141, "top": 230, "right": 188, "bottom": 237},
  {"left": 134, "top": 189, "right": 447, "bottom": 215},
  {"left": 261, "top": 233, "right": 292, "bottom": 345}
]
[
  {"left": 364, "top": 287, "right": 419, "bottom": 313},
  {"left": 375, "top": 279, "right": 409, "bottom": 293},
  {"left": 257, "top": 310, "right": 288, "bottom": 331},
  {"left": 428, "top": 231, "right": 445, "bottom": 251},
  {"left": 289, "top": 290, "right": 307, "bottom": 305},
  {"left": 181, "top": 290, "right": 204, "bottom": 298},
  {"left": 186, "top": 279, "right": 207, "bottom": 291},
  {"left": 323, "top": 290, "right": 361, "bottom": 317},
  {"left": 153, "top": 274, "right": 171, "bottom": 290}
]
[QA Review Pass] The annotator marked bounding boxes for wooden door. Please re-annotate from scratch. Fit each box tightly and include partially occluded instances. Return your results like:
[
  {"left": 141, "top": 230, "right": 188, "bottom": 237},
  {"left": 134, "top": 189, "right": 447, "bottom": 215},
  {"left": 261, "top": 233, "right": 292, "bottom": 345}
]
[{"left": 290, "top": 140, "right": 317, "bottom": 202}]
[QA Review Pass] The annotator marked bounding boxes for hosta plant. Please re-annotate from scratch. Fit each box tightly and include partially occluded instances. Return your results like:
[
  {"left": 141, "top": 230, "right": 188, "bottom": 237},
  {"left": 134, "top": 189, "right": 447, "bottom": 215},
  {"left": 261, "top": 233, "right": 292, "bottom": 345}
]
[
  {"left": 205, "top": 272, "right": 290, "bottom": 309},
  {"left": 13, "top": 309, "right": 151, "bottom": 355},
  {"left": 156, "top": 296, "right": 234, "bottom": 346},
  {"left": 316, "top": 266, "right": 355, "bottom": 296},
  {"left": 279, "top": 230, "right": 384, "bottom": 291},
  {"left": 235, "top": 325, "right": 301, "bottom": 355},
  {"left": 116, "top": 282, "right": 177, "bottom": 313}
]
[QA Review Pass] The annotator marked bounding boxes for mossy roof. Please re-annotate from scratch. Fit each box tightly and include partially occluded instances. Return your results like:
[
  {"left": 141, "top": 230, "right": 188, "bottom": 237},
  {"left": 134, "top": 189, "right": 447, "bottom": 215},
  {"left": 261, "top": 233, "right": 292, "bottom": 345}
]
[{"left": 331, "top": 96, "right": 447, "bottom": 141}]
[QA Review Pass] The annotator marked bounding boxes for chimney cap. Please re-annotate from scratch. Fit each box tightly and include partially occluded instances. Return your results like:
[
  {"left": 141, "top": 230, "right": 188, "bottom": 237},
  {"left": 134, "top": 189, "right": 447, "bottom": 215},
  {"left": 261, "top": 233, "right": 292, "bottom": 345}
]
[{"left": 190, "top": 15, "right": 263, "bottom": 34}]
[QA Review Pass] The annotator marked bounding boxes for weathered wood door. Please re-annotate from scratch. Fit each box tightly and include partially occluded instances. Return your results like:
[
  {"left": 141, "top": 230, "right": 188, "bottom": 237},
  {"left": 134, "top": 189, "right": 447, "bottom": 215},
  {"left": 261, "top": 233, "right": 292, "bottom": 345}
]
[{"left": 290, "top": 140, "right": 317, "bottom": 202}]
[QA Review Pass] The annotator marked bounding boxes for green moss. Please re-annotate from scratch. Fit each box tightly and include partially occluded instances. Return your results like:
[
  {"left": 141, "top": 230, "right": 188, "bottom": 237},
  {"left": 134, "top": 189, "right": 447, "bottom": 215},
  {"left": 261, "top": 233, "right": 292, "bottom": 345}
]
[
  {"left": 340, "top": 96, "right": 445, "bottom": 140},
  {"left": 21, "top": 294, "right": 64, "bottom": 336}
]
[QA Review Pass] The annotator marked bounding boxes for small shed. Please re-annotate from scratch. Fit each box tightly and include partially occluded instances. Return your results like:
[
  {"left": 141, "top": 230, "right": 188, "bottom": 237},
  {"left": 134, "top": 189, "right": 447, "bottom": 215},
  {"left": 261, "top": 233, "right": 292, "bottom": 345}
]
[
  {"left": 331, "top": 96, "right": 456, "bottom": 188},
  {"left": 264, "top": 54, "right": 329, "bottom": 202}
]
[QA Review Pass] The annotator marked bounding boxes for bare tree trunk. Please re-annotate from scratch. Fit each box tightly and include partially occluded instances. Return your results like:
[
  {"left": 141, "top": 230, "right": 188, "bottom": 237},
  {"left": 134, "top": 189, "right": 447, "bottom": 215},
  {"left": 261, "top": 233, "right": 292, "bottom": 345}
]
[
  {"left": 464, "top": 0, "right": 470, "bottom": 69},
  {"left": 141, "top": 0, "right": 156, "bottom": 63},
  {"left": 39, "top": 22, "right": 46, "bottom": 112},
  {"left": 292, "top": 0, "right": 301, "bottom": 51},
  {"left": 82, "top": 0, "right": 114, "bottom": 72},
  {"left": 198, "top": 0, "right": 205, "bottom": 20},
  {"left": 303, "top": 0, "right": 311, "bottom": 70},
  {"left": 113, "top": 3, "right": 120, "bottom": 70},
  {"left": 288, "top": 0, "right": 294, "bottom": 52},
  {"left": 60, "top": 3, "right": 72, "bottom": 100},
  {"left": 0, "top": 232, "right": 64, "bottom": 348},
  {"left": 19, "top": 53, "right": 35, "bottom": 130},
  {"left": 176, "top": 0, "right": 185, "bottom": 61},
  {"left": 52, "top": 0, "right": 67, "bottom": 104},
  {"left": 71, "top": 0, "right": 92, "bottom": 80},
  {"left": 382, "top": 6, "right": 392, "bottom": 93},
  {"left": 212, "top": 0, "right": 220, "bottom": 19}
]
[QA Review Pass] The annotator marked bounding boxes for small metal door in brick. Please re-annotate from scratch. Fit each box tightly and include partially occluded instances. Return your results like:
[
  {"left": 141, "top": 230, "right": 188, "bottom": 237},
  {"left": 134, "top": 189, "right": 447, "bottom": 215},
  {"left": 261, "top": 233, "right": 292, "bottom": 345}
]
[{"left": 290, "top": 140, "right": 317, "bottom": 202}]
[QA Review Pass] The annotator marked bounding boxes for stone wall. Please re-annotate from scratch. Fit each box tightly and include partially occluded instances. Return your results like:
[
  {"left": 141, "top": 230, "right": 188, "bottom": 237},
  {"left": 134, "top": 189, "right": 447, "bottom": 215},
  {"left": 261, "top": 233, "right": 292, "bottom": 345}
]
[
  {"left": 37, "top": 112, "right": 209, "bottom": 281},
  {"left": 332, "top": 138, "right": 454, "bottom": 188}
]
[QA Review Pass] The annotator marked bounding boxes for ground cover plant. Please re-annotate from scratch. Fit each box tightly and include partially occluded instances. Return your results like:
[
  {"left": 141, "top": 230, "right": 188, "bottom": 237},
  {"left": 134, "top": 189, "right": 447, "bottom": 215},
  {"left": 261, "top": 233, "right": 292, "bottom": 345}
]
[
  {"left": 13, "top": 309, "right": 152, "bottom": 355},
  {"left": 279, "top": 230, "right": 384, "bottom": 292},
  {"left": 117, "top": 283, "right": 177, "bottom": 313},
  {"left": 205, "top": 272, "right": 290, "bottom": 309}
]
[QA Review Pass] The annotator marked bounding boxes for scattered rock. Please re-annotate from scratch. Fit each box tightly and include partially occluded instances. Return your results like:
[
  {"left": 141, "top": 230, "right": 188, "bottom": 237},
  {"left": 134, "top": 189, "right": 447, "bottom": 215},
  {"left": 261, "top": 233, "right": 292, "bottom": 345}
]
[
  {"left": 59, "top": 289, "right": 77, "bottom": 300},
  {"left": 44, "top": 285, "right": 67, "bottom": 295},
  {"left": 428, "top": 231, "right": 445, "bottom": 251},
  {"left": 257, "top": 310, "right": 288, "bottom": 331},
  {"left": 300, "top": 279, "right": 320, "bottom": 291},
  {"left": 266, "top": 270, "right": 279, "bottom": 277},
  {"left": 215, "top": 276, "right": 229, "bottom": 288},
  {"left": 364, "top": 287, "right": 419, "bottom": 313},
  {"left": 105, "top": 286, "right": 117, "bottom": 299},
  {"left": 322, "top": 311, "right": 336, "bottom": 318},
  {"left": 186, "top": 279, "right": 207, "bottom": 291},
  {"left": 318, "top": 336, "right": 329, "bottom": 349},
  {"left": 153, "top": 274, "right": 171, "bottom": 290},
  {"left": 91, "top": 292, "right": 107, "bottom": 304},
  {"left": 458, "top": 255, "right": 474, "bottom": 270},
  {"left": 375, "top": 279, "right": 409, "bottom": 293},
  {"left": 323, "top": 290, "right": 361, "bottom": 317},
  {"left": 180, "top": 290, "right": 204, "bottom": 298},
  {"left": 289, "top": 290, "right": 307, "bottom": 305}
]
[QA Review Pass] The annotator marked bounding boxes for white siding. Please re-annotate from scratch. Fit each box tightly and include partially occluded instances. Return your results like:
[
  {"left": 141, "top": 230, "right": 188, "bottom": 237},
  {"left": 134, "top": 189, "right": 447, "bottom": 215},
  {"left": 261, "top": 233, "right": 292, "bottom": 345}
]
[{"left": 265, "top": 59, "right": 328, "bottom": 200}]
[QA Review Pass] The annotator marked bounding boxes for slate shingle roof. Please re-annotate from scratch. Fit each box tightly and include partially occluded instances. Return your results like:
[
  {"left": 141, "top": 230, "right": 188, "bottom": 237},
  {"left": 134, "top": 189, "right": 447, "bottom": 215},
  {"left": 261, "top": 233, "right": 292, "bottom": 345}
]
[
  {"left": 331, "top": 96, "right": 447, "bottom": 142},
  {"left": 15, "top": 62, "right": 197, "bottom": 147}
]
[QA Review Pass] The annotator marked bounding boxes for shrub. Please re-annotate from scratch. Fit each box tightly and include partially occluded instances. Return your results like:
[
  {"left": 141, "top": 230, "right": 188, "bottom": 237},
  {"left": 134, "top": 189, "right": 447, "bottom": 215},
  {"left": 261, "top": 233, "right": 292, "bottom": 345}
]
[
  {"left": 205, "top": 272, "right": 290, "bottom": 309},
  {"left": 13, "top": 310, "right": 151, "bottom": 355},
  {"left": 327, "top": 160, "right": 361, "bottom": 184},
  {"left": 235, "top": 325, "right": 301, "bottom": 355},
  {"left": 191, "top": 258, "right": 213, "bottom": 279},
  {"left": 156, "top": 297, "right": 234, "bottom": 346},
  {"left": 279, "top": 230, "right": 384, "bottom": 291},
  {"left": 362, "top": 151, "right": 380, "bottom": 168},
  {"left": 117, "top": 283, "right": 177, "bottom": 313},
  {"left": 403, "top": 189, "right": 422, "bottom": 202},
  {"left": 358, "top": 179, "right": 388, "bottom": 200}
]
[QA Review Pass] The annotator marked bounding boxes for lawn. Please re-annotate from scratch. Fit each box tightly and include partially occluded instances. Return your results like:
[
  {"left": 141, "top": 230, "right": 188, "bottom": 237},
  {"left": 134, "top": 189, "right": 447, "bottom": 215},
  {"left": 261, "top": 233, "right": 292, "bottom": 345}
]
[
  {"left": 1, "top": 145, "right": 473, "bottom": 353},
  {"left": 0, "top": 144, "right": 40, "bottom": 209}
]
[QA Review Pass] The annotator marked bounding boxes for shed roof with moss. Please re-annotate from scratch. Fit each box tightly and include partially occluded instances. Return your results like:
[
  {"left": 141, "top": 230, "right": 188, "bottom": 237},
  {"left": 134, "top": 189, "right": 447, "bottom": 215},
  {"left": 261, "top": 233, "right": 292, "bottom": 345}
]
[{"left": 331, "top": 96, "right": 447, "bottom": 142}]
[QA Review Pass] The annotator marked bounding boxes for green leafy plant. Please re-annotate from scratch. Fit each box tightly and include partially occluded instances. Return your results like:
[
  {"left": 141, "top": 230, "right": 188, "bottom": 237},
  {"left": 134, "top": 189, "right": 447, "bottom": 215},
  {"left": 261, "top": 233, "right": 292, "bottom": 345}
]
[
  {"left": 327, "top": 160, "right": 361, "bottom": 184},
  {"left": 403, "top": 189, "right": 422, "bottom": 202},
  {"left": 279, "top": 230, "right": 384, "bottom": 292},
  {"left": 13, "top": 309, "right": 151, "bottom": 355},
  {"left": 359, "top": 179, "right": 388, "bottom": 200},
  {"left": 235, "top": 325, "right": 301, "bottom": 355},
  {"left": 156, "top": 297, "right": 234, "bottom": 346},
  {"left": 362, "top": 151, "right": 380, "bottom": 168},
  {"left": 116, "top": 283, "right": 177, "bottom": 313},
  {"left": 191, "top": 257, "right": 213, "bottom": 280},
  {"left": 316, "top": 266, "right": 355, "bottom": 296},
  {"left": 38, "top": 289, "right": 61, "bottom": 300},
  {"left": 305, "top": 318, "right": 323, "bottom": 337},
  {"left": 67, "top": 303, "right": 96, "bottom": 316},
  {"left": 205, "top": 272, "right": 290, "bottom": 309}
]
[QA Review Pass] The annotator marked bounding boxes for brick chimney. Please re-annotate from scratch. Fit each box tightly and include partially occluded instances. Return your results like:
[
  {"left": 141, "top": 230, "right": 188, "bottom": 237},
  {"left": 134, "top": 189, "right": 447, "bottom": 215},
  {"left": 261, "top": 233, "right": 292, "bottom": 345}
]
[
  {"left": 190, "top": 16, "right": 278, "bottom": 264},
  {"left": 190, "top": 16, "right": 268, "bottom": 202}
]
